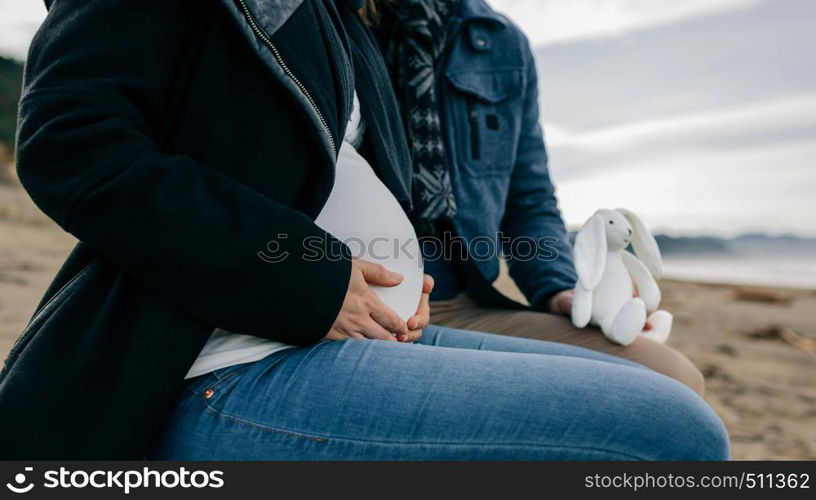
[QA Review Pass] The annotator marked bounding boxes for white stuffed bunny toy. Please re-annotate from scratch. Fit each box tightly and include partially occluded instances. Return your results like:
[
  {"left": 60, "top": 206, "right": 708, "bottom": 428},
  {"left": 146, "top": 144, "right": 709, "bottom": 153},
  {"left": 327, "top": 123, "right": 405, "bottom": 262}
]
[{"left": 571, "top": 208, "right": 673, "bottom": 346}]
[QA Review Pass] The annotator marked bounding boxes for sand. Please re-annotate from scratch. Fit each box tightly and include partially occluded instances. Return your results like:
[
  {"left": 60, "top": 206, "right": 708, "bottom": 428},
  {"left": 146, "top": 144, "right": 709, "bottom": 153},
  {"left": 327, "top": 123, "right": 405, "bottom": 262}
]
[{"left": 1, "top": 184, "right": 814, "bottom": 459}]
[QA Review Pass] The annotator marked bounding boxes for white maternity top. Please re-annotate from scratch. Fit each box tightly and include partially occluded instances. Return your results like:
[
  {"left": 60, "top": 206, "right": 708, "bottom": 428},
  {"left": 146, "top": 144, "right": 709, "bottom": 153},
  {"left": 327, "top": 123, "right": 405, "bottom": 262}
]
[{"left": 185, "top": 92, "right": 423, "bottom": 379}]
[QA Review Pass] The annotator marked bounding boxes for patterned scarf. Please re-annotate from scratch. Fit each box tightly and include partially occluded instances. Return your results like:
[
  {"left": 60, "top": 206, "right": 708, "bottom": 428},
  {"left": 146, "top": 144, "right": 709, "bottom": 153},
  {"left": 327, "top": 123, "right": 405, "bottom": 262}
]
[{"left": 381, "top": 0, "right": 459, "bottom": 235}]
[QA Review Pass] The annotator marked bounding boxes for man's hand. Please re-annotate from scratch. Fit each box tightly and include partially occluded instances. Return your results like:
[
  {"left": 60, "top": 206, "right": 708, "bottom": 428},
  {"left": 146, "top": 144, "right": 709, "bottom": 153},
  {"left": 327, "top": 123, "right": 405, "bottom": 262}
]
[
  {"left": 324, "top": 259, "right": 410, "bottom": 342},
  {"left": 398, "top": 274, "right": 434, "bottom": 343},
  {"left": 548, "top": 289, "right": 574, "bottom": 317}
]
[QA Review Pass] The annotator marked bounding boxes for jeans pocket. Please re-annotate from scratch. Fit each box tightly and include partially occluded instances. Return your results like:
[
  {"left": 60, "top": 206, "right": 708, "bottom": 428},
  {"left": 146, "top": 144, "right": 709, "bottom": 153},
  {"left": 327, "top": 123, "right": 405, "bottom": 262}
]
[
  {"left": 180, "top": 362, "right": 249, "bottom": 404},
  {"left": 210, "top": 362, "right": 253, "bottom": 385}
]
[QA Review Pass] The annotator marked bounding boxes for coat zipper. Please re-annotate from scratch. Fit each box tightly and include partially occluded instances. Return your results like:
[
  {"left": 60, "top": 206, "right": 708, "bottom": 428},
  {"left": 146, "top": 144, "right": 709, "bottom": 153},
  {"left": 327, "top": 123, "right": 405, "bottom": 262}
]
[
  {"left": 467, "top": 99, "right": 481, "bottom": 160},
  {"left": 235, "top": 0, "right": 337, "bottom": 158}
]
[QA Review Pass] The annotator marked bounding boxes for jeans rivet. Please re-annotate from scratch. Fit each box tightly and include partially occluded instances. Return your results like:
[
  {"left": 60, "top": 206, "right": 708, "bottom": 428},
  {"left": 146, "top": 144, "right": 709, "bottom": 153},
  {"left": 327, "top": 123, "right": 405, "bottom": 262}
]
[{"left": 203, "top": 388, "right": 214, "bottom": 399}]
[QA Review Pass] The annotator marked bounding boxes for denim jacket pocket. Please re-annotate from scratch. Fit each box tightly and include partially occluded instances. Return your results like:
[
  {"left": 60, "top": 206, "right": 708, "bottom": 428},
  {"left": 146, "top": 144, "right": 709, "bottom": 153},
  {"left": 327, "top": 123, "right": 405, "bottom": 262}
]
[{"left": 446, "top": 69, "right": 524, "bottom": 176}]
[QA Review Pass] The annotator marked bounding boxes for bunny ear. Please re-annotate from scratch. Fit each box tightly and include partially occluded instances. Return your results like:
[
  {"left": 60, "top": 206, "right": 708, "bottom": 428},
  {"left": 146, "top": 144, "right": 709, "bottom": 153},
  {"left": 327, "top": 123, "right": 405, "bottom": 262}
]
[
  {"left": 616, "top": 208, "right": 663, "bottom": 278},
  {"left": 573, "top": 213, "right": 607, "bottom": 290}
]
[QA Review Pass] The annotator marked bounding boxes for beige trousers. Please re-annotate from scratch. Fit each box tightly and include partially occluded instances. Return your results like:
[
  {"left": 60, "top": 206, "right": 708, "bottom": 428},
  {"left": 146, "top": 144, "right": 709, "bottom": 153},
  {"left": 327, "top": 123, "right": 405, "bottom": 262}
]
[{"left": 430, "top": 294, "right": 704, "bottom": 395}]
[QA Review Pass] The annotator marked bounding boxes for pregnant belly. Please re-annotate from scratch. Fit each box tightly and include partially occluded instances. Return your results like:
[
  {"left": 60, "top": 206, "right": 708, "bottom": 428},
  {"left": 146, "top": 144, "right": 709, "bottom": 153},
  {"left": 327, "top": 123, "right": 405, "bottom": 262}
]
[{"left": 315, "top": 142, "right": 424, "bottom": 321}]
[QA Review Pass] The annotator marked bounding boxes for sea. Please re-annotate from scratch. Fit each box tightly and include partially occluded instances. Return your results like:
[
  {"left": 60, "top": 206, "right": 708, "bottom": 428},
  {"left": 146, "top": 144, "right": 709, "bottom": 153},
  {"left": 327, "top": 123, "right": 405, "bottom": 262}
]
[{"left": 662, "top": 255, "right": 816, "bottom": 289}]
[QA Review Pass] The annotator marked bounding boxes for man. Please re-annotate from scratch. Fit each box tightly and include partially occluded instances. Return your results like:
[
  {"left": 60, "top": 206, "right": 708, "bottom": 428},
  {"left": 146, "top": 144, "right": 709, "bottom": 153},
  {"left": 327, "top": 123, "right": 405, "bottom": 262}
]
[{"left": 372, "top": 0, "right": 704, "bottom": 393}]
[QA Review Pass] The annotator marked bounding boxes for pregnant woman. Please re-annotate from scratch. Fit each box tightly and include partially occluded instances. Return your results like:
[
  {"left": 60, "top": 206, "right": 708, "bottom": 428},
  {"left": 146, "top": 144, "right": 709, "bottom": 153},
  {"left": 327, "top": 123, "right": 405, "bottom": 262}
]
[{"left": 3, "top": 0, "right": 728, "bottom": 460}]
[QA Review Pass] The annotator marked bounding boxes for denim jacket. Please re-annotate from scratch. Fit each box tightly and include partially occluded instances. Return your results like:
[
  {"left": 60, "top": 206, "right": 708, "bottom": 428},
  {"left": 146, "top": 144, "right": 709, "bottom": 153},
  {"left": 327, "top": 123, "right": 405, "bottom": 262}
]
[{"left": 441, "top": 0, "right": 577, "bottom": 307}]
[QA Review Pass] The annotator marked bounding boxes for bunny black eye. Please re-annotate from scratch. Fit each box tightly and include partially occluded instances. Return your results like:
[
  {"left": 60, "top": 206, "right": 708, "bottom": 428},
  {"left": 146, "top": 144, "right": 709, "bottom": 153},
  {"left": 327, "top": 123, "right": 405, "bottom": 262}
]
[{"left": 609, "top": 220, "right": 614, "bottom": 224}]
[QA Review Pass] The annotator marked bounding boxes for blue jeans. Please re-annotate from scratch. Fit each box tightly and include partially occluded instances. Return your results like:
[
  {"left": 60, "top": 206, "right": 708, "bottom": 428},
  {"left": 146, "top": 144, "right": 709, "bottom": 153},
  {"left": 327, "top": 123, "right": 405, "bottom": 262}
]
[{"left": 149, "top": 326, "right": 729, "bottom": 460}]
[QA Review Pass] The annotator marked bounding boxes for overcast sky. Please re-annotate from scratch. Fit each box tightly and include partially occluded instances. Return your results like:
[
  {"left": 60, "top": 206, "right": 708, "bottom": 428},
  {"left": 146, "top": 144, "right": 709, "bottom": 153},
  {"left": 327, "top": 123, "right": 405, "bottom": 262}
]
[
  {"left": 1, "top": 0, "right": 814, "bottom": 236},
  {"left": 529, "top": 0, "right": 815, "bottom": 236}
]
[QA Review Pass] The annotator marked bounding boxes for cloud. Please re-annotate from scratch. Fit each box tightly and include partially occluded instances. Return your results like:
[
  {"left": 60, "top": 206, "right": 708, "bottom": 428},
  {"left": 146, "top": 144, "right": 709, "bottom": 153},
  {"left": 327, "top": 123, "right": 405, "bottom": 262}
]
[
  {"left": 489, "top": 0, "right": 758, "bottom": 46},
  {"left": 547, "top": 94, "right": 816, "bottom": 174},
  {"left": 0, "top": 0, "right": 763, "bottom": 59},
  {"left": 1, "top": 0, "right": 812, "bottom": 237},
  {"left": 554, "top": 141, "right": 816, "bottom": 237},
  {"left": 0, "top": 0, "right": 46, "bottom": 59},
  {"left": 548, "top": 94, "right": 816, "bottom": 237},
  {"left": 523, "top": 0, "right": 816, "bottom": 236},
  {"left": 524, "top": 0, "right": 816, "bottom": 235},
  {"left": 533, "top": 0, "right": 816, "bottom": 129}
]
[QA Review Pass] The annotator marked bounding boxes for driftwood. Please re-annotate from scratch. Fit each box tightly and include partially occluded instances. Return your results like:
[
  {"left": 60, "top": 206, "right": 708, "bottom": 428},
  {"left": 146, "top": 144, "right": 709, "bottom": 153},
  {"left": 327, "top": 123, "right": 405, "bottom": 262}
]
[{"left": 748, "top": 325, "right": 816, "bottom": 355}]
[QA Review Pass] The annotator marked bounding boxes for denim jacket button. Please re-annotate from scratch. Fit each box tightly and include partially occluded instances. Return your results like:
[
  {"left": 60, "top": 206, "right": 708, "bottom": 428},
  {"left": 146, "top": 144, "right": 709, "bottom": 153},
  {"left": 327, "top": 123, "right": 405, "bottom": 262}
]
[{"left": 203, "top": 388, "right": 214, "bottom": 399}]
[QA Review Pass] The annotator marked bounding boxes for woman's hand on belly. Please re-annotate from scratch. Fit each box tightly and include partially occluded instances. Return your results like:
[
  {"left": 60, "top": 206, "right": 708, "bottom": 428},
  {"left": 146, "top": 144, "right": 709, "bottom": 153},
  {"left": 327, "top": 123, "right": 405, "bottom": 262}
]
[
  {"left": 324, "top": 259, "right": 411, "bottom": 342},
  {"left": 399, "top": 274, "right": 434, "bottom": 343}
]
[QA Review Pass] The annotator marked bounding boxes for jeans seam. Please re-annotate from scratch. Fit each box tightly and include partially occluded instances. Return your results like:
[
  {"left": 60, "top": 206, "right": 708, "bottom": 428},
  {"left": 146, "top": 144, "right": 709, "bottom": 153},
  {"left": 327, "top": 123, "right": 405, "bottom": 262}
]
[
  {"left": 200, "top": 404, "right": 647, "bottom": 459},
  {"left": 306, "top": 437, "right": 647, "bottom": 460},
  {"left": 202, "top": 404, "right": 327, "bottom": 443}
]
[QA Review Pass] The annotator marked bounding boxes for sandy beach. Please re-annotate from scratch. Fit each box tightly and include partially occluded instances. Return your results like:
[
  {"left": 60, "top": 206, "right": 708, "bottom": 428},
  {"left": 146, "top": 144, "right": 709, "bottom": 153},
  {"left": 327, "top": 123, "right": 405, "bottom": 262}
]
[{"left": 1, "top": 185, "right": 814, "bottom": 459}]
